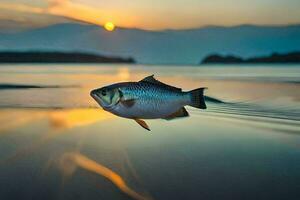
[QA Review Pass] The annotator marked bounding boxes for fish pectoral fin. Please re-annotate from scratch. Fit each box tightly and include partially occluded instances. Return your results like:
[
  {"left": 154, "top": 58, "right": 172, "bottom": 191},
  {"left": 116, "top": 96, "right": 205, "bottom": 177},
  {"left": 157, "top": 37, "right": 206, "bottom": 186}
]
[
  {"left": 120, "top": 99, "right": 136, "bottom": 108},
  {"left": 164, "top": 107, "right": 189, "bottom": 120},
  {"left": 134, "top": 119, "right": 151, "bottom": 131}
]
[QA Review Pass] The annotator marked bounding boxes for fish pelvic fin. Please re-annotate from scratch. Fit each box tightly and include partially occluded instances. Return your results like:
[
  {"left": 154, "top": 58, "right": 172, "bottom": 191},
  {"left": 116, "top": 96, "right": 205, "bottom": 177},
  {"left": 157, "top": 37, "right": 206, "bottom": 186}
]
[
  {"left": 164, "top": 107, "right": 189, "bottom": 120},
  {"left": 188, "top": 87, "right": 207, "bottom": 109},
  {"left": 134, "top": 119, "right": 151, "bottom": 131}
]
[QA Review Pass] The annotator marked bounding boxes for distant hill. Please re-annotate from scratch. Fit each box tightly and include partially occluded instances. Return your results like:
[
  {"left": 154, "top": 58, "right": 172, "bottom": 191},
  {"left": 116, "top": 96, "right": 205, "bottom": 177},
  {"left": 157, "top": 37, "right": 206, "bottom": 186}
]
[
  {"left": 0, "top": 22, "right": 300, "bottom": 64},
  {"left": 0, "top": 51, "right": 135, "bottom": 63},
  {"left": 201, "top": 52, "right": 300, "bottom": 64}
]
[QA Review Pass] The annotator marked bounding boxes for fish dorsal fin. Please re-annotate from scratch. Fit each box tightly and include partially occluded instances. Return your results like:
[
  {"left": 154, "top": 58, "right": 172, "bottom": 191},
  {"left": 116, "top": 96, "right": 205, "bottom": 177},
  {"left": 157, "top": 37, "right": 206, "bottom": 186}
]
[
  {"left": 140, "top": 75, "right": 182, "bottom": 91},
  {"left": 164, "top": 107, "right": 189, "bottom": 120},
  {"left": 134, "top": 119, "right": 151, "bottom": 131}
]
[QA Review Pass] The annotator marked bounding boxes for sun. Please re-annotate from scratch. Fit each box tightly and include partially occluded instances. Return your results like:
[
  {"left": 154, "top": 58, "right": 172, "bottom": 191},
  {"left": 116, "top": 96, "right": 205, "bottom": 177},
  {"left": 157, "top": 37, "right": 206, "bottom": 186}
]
[{"left": 104, "top": 22, "right": 115, "bottom": 31}]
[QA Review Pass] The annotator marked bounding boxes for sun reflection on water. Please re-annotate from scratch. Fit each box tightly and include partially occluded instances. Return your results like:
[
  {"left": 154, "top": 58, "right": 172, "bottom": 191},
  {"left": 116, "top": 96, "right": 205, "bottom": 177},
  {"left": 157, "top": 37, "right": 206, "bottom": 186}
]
[
  {"left": 60, "top": 152, "right": 152, "bottom": 200},
  {"left": 0, "top": 108, "right": 114, "bottom": 164},
  {"left": 49, "top": 108, "right": 115, "bottom": 129}
]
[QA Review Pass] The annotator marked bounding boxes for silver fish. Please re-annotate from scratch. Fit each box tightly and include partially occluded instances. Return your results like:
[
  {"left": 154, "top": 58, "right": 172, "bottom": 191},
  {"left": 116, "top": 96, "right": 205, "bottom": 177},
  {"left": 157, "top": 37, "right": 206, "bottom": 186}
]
[{"left": 90, "top": 75, "right": 207, "bottom": 131}]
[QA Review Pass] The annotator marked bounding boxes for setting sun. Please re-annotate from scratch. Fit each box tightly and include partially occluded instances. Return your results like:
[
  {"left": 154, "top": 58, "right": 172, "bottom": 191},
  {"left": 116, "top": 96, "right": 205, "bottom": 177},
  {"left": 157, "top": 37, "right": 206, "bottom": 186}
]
[{"left": 104, "top": 22, "right": 115, "bottom": 31}]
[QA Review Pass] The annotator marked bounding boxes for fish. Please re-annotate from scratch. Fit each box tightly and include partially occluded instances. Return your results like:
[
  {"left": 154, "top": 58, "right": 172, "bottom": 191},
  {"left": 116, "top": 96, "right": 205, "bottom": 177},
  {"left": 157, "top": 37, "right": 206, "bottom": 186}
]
[{"left": 90, "top": 75, "right": 207, "bottom": 131}]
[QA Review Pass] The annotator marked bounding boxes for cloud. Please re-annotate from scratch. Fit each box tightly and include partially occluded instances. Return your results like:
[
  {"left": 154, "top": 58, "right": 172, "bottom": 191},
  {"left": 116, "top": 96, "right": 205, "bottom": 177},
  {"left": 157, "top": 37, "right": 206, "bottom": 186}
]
[
  {"left": 46, "top": 0, "right": 106, "bottom": 26},
  {"left": 0, "top": 2, "right": 45, "bottom": 14},
  {"left": 0, "top": 0, "right": 107, "bottom": 27},
  {"left": 0, "top": 0, "right": 140, "bottom": 28},
  {"left": 48, "top": 0, "right": 70, "bottom": 8}
]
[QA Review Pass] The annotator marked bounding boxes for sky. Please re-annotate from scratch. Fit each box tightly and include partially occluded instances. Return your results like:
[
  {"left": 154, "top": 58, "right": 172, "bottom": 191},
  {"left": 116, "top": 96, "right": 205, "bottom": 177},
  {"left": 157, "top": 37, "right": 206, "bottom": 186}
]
[{"left": 0, "top": 0, "right": 300, "bottom": 30}]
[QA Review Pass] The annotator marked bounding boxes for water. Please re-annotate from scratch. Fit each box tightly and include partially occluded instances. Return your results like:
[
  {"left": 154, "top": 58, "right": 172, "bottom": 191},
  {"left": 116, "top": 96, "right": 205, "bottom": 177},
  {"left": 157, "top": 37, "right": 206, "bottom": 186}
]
[{"left": 0, "top": 64, "right": 299, "bottom": 200}]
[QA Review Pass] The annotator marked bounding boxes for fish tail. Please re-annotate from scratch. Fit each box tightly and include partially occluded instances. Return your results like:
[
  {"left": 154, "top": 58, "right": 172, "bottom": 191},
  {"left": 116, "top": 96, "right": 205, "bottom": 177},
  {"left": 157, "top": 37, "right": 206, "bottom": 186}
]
[{"left": 188, "top": 87, "right": 207, "bottom": 109}]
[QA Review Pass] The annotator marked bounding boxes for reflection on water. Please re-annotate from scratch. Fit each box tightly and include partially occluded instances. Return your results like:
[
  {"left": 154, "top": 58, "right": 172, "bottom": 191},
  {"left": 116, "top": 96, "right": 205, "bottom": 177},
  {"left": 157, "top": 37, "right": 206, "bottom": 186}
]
[
  {"left": 49, "top": 109, "right": 115, "bottom": 129},
  {"left": 60, "top": 152, "right": 151, "bottom": 200},
  {"left": 0, "top": 108, "right": 114, "bottom": 131},
  {"left": 0, "top": 109, "right": 114, "bottom": 164},
  {"left": 0, "top": 107, "right": 154, "bottom": 199},
  {"left": 0, "top": 64, "right": 300, "bottom": 200}
]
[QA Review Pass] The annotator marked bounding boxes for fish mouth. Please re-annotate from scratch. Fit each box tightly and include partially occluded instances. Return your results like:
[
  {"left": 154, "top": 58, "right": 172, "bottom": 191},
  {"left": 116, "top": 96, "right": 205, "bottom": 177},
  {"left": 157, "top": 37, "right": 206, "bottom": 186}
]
[
  {"left": 90, "top": 90, "right": 103, "bottom": 106},
  {"left": 90, "top": 90, "right": 113, "bottom": 110},
  {"left": 90, "top": 90, "right": 100, "bottom": 102},
  {"left": 90, "top": 90, "right": 97, "bottom": 99}
]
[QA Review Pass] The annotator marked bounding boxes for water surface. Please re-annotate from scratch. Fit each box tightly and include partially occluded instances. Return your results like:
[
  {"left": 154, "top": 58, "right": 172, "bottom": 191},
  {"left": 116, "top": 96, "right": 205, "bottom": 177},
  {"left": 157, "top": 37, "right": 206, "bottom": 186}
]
[{"left": 0, "top": 64, "right": 299, "bottom": 200}]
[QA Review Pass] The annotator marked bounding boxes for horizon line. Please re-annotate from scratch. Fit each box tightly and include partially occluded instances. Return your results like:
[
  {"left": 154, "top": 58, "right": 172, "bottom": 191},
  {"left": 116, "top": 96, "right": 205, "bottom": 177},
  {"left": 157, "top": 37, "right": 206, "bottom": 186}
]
[{"left": 1, "top": 19, "right": 300, "bottom": 33}]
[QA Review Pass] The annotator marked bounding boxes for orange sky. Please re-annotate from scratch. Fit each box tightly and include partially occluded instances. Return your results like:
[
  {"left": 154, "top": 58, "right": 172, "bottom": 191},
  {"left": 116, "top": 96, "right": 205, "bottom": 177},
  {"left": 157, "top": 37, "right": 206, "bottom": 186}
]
[{"left": 0, "top": 0, "right": 300, "bottom": 30}]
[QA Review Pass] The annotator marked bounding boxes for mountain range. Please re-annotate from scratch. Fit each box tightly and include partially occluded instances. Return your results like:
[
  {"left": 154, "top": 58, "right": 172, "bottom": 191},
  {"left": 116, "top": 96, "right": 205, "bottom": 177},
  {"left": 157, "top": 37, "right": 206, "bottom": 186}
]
[{"left": 0, "top": 22, "right": 300, "bottom": 64}]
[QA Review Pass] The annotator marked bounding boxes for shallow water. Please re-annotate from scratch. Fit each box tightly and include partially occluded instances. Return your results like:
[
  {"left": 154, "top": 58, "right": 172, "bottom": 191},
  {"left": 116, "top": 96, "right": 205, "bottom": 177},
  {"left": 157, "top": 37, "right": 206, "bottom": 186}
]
[{"left": 0, "top": 64, "right": 299, "bottom": 200}]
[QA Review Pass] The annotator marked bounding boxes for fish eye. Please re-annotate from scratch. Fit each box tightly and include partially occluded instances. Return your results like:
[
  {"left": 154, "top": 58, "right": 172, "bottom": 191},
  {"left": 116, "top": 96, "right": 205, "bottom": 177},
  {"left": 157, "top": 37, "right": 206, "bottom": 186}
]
[{"left": 101, "top": 89, "right": 107, "bottom": 96}]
